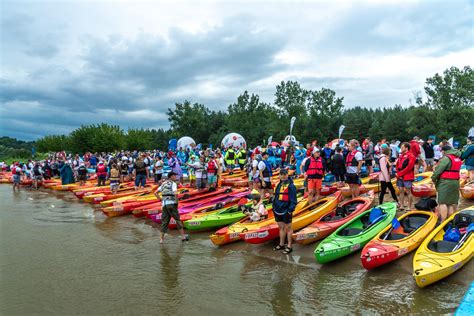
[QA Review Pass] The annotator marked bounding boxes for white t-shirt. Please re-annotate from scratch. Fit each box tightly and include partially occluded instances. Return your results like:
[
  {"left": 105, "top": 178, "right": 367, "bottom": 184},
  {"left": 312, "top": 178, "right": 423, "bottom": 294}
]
[
  {"left": 434, "top": 145, "right": 442, "bottom": 160},
  {"left": 190, "top": 161, "right": 203, "bottom": 178},
  {"left": 154, "top": 161, "right": 164, "bottom": 174},
  {"left": 257, "top": 161, "right": 269, "bottom": 181},
  {"left": 300, "top": 157, "right": 309, "bottom": 174},
  {"left": 347, "top": 151, "right": 363, "bottom": 174},
  {"left": 251, "top": 159, "right": 259, "bottom": 178},
  {"left": 390, "top": 144, "right": 399, "bottom": 159}
]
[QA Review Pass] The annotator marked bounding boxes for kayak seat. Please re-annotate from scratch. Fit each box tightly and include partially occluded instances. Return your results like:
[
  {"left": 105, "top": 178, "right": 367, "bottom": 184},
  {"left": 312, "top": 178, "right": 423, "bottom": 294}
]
[
  {"left": 454, "top": 211, "right": 473, "bottom": 228},
  {"left": 332, "top": 215, "right": 343, "bottom": 221},
  {"left": 385, "top": 233, "right": 407, "bottom": 240},
  {"left": 339, "top": 228, "right": 363, "bottom": 236},
  {"left": 401, "top": 216, "right": 428, "bottom": 234},
  {"left": 428, "top": 240, "right": 458, "bottom": 253},
  {"left": 321, "top": 214, "right": 334, "bottom": 222}
]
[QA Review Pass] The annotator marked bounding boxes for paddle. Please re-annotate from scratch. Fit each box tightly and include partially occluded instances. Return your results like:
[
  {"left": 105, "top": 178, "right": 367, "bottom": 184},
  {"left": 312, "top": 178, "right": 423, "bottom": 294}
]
[
  {"left": 383, "top": 217, "right": 402, "bottom": 240},
  {"left": 452, "top": 223, "right": 474, "bottom": 252}
]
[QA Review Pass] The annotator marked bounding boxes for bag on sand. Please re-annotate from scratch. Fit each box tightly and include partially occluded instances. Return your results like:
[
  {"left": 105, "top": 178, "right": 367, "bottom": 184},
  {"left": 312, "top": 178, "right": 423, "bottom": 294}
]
[{"left": 415, "top": 197, "right": 438, "bottom": 211}]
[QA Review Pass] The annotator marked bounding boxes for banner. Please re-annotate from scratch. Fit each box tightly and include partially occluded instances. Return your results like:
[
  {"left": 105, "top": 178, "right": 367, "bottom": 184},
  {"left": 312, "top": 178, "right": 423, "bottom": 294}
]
[
  {"left": 338, "top": 125, "right": 345, "bottom": 139},
  {"left": 168, "top": 138, "right": 177, "bottom": 151},
  {"left": 290, "top": 116, "right": 296, "bottom": 135},
  {"left": 267, "top": 136, "right": 273, "bottom": 145},
  {"left": 448, "top": 137, "right": 454, "bottom": 146},
  {"left": 469, "top": 127, "right": 474, "bottom": 138}
]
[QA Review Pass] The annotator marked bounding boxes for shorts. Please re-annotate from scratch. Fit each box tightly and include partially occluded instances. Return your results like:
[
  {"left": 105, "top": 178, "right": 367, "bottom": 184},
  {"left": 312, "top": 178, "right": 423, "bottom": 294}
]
[
  {"left": 425, "top": 158, "right": 434, "bottom": 166},
  {"left": 274, "top": 212, "right": 292, "bottom": 224},
  {"left": 345, "top": 173, "right": 359, "bottom": 185},
  {"left": 160, "top": 204, "right": 183, "bottom": 233},
  {"left": 397, "top": 179, "right": 413, "bottom": 189},
  {"left": 365, "top": 159, "right": 373, "bottom": 166},
  {"left": 308, "top": 178, "right": 322, "bottom": 190},
  {"left": 208, "top": 174, "right": 217, "bottom": 184},
  {"left": 13, "top": 174, "right": 21, "bottom": 184},
  {"left": 135, "top": 174, "right": 147, "bottom": 187},
  {"left": 110, "top": 181, "right": 119, "bottom": 190}
]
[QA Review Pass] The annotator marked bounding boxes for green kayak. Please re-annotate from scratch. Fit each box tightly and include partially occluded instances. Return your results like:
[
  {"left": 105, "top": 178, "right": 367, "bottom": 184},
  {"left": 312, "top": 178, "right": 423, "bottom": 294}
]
[
  {"left": 183, "top": 203, "right": 251, "bottom": 231},
  {"left": 314, "top": 202, "right": 397, "bottom": 264}
]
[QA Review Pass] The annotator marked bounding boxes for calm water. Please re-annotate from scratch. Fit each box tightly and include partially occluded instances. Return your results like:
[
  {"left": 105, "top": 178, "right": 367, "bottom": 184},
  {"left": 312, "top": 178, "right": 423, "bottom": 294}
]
[{"left": 0, "top": 185, "right": 472, "bottom": 315}]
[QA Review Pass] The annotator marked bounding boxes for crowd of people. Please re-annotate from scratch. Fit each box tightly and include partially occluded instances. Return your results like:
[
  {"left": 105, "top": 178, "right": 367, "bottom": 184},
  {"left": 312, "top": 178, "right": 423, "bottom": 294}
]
[{"left": 2, "top": 134, "right": 473, "bottom": 246}]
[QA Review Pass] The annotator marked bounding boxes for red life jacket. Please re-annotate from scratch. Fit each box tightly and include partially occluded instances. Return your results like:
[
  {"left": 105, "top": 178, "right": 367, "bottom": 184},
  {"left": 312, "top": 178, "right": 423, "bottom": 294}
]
[
  {"left": 207, "top": 160, "right": 217, "bottom": 174},
  {"left": 346, "top": 150, "right": 359, "bottom": 167},
  {"left": 396, "top": 152, "right": 415, "bottom": 181},
  {"left": 306, "top": 157, "right": 324, "bottom": 179},
  {"left": 12, "top": 167, "right": 17, "bottom": 175},
  {"left": 97, "top": 164, "right": 107, "bottom": 177},
  {"left": 277, "top": 182, "right": 289, "bottom": 202},
  {"left": 440, "top": 154, "right": 462, "bottom": 180}
]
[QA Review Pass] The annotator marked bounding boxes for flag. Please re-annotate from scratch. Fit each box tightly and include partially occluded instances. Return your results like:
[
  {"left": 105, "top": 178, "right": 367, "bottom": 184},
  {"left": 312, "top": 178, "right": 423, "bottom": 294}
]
[
  {"left": 338, "top": 125, "right": 345, "bottom": 139},
  {"left": 448, "top": 137, "right": 454, "bottom": 146},
  {"left": 391, "top": 218, "right": 401, "bottom": 229},
  {"left": 267, "top": 136, "right": 273, "bottom": 145},
  {"left": 469, "top": 127, "right": 474, "bottom": 138},
  {"left": 290, "top": 116, "right": 296, "bottom": 134}
]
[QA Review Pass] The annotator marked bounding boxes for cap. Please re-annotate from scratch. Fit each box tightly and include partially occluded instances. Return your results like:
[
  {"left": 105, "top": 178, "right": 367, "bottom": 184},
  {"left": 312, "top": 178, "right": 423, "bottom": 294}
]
[
  {"left": 167, "top": 171, "right": 177, "bottom": 178},
  {"left": 122, "top": 156, "right": 128, "bottom": 161},
  {"left": 168, "top": 151, "right": 174, "bottom": 156},
  {"left": 313, "top": 147, "right": 320, "bottom": 154},
  {"left": 279, "top": 168, "right": 289, "bottom": 175}
]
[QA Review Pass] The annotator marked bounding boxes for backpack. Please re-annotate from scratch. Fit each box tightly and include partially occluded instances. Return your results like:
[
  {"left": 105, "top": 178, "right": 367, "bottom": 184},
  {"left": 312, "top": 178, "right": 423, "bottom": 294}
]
[
  {"left": 135, "top": 160, "right": 146, "bottom": 173},
  {"left": 415, "top": 197, "right": 438, "bottom": 211}
]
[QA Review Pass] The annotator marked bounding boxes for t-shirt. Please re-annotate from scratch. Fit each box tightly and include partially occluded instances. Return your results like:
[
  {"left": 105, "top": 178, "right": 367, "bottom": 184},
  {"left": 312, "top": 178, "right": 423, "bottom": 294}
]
[
  {"left": 434, "top": 145, "right": 442, "bottom": 160},
  {"left": 346, "top": 151, "right": 363, "bottom": 174},
  {"left": 390, "top": 144, "right": 399, "bottom": 159},
  {"left": 134, "top": 161, "right": 147, "bottom": 176},
  {"left": 258, "top": 161, "right": 269, "bottom": 181},
  {"left": 154, "top": 161, "right": 164, "bottom": 174},
  {"left": 251, "top": 159, "right": 259, "bottom": 178},
  {"left": 190, "top": 161, "right": 205, "bottom": 178}
]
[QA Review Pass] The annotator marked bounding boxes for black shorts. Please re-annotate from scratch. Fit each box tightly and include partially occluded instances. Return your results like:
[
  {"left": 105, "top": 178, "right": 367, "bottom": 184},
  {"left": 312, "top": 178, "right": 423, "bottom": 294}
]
[
  {"left": 274, "top": 212, "right": 292, "bottom": 224},
  {"left": 345, "top": 173, "right": 359, "bottom": 185},
  {"left": 365, "top": 159, "right": 373, "bottom": 166}
]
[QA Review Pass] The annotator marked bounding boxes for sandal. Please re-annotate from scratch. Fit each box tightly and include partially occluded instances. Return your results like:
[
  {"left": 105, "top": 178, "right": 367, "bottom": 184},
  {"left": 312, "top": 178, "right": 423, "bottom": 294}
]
[
  {"left": 273, "top": 244, "right": 285, "bottom": 251},
  {"left": 282, "top": 247, "right": 293, "bottom": 254}
]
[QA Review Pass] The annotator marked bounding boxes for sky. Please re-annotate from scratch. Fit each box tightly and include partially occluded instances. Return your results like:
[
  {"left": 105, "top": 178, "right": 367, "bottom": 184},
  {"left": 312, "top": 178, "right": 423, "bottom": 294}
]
[{"left": 1, "top": 0, "right": 473, "bottom": 140}]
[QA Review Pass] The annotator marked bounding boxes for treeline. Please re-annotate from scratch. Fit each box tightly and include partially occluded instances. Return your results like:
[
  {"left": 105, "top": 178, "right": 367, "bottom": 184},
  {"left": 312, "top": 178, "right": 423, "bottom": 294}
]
[
  {"left": 35, "top": 66, "right": 473, "bottom": 153},
  {"left": 0, "top": 137, "right": 34, "bottom": 159}
]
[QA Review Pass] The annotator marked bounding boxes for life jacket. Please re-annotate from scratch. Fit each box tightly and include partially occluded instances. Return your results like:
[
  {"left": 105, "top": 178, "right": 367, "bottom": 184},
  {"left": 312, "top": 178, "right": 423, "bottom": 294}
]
[
  {"left": 207, "top": 160, "right": 217, "bottom": 175},
  {"left": 262, "top": 160, "right": 272, "bottom": 179},
  {"left": 160, "top": 180, "right": 177, "bottom": 204},
  {"left": 396, "top": 152, "right": 415, "bottom": 181},
  {"left": 306, "top": 156, "right": 324, "bottom": 179},
  {"left": 110, "top": 168, "right": 120, "bottom": 181},
  {"left": 238, "top": 150, "right": 246, "bottom": 163},
  {"left": 346, "top": 150, "right": 360, "bottom": 167},
  {"left": 440, "top": 154, "right": 462, "bottom": 180},
  {"left": 276, "top": 182, "right": 289, "bottom": 202},
  {"left": 12, "top": 167, "right": 17, "bottom": 175},
  {"left": 135, "top": 160, "right": 146, "bottom": 173},
  {"left": 226, "top": 150, "right": 235, "bottom": 161},
  {"left": 97, "top": 164, "right": 107, "bottom": 177}
]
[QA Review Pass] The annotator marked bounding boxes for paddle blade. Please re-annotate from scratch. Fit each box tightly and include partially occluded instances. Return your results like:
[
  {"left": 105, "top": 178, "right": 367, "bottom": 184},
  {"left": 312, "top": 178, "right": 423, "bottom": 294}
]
[{"left": 391, "top": 218, "right": 401, "bottom": 229}]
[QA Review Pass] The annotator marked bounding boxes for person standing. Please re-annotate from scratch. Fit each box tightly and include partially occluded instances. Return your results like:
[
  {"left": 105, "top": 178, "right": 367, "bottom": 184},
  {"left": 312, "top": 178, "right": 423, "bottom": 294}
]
[
  {"left": 378, "top": 147, "right": 398, "bottom": 205},
  {"left": 108, "top": 164, "right": 121, "bottom": 195},
  {"left": 60, "top": 161, "right": 75, "bottom": 185},
  {"left": 207, "top": 153, "right": 218, "bottom": 189},
  {"left": 461, "top": 136, "right": 474, "bottom": 182},
  {"left": 363, "top": 137, "right": 375, "bottom": 174},
  {"left": 345, "top": 140, "right": 363, "bottom": 198},
  {"left": 304, "top": 148, "right": 324, "bottom": 203},
  {"left": 153, "top": 156, "right": 164, "bottom": 184},
  {"left": 272, "top": 169, "right": 297, "bottom": 254},
  {"left": 133, "top": 156, "right": 148, "bottom": 190},
  {"left": 155, "top": 172, "right": 189, "bottom": 243},
  {"left": 237, "top": 148, "right": 247, "bottom": 171},
  {"left": 96, "top": 161, "right": 107, "bottom": 187},
  {"left": 77, "top": 163, "right": 88, "bottom": 186},
  {"left": 259, "top": 152, "right": 273, "bottom": 197},
  {"left": 432, "top": 145, "right": 462, "bottom": 222},
  {"left": 224, "top": 147, "right": 236, "bottom": 174},
  {"left": 331, "top": 146, "right": 346, "bottom": 187},
  {"left": 12, "top": 163, "right": 22, "bottom": 191},
  {"left": 422, "top": 138, "right": 435, "bottom": 171},
  {"left": 396, "top": 142, "right": 416, "bottom": 211}
]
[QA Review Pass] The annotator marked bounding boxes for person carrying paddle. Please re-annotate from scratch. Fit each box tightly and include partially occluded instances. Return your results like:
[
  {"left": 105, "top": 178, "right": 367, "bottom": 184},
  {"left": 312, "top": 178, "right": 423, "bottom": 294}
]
[
  {"left": 432, "top": 145, "right": 462, "bottom": 222},
  {"left": 272, "top": 169, "right": 297, "bottom": 254},
  {"left": 155, "top": 171, "right": 189, "bottom": 243}
]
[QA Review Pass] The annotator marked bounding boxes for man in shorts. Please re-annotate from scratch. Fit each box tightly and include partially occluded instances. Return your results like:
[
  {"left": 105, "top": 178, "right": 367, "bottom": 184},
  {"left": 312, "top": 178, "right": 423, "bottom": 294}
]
[
  {"left": 422, "top": 138, "right": 435, "bottom": 171},
  {"left": 207, "top": 153, "right": 218, "bottom": 188},
  {"left": 396, "top": 142, "right": 416, "bottom": 210},
  {"left": 272, "top": 169, "right": 297, "bottom": 254},
  {"left": 345, "top": 140, "right": 363, "bottom": 198}
]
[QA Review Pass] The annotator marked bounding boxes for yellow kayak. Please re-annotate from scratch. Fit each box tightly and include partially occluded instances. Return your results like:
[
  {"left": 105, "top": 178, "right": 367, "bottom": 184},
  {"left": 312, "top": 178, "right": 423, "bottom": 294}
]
[{"left": 413, "top": 207, "right": 473, "bottom": 287}]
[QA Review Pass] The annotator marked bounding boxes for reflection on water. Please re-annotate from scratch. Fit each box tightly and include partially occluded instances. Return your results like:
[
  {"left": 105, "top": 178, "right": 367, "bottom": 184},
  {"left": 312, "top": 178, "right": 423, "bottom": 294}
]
[{"left": 0, "top": 185, "right": 472, "bottom": 315}]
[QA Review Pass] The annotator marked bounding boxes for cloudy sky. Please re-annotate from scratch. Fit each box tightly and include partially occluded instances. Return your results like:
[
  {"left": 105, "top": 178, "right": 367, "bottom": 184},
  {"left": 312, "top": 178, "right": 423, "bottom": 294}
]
[{"left": 1, "top": 0, "right": 472, "bottom": 140}]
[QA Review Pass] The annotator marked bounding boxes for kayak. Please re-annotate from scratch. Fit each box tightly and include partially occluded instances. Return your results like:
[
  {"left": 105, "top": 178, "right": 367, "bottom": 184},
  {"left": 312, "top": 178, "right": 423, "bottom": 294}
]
[
  {"left": 460, "top": 181, "right": 474, "bottom": 200},
  {"left": 292, "top": 191, "right": 375, "bottom": 245},
  {"left": 240, "top": 192, "right": 341, "bottom": 244},
  {"left": 361, "top": 210, "right": 437, "bottom": 270},
  {"left": 413, "top": 207, "right": 473, "bottom": 288},
  {"left": 341, "top": 178, "right": 398, "bottom": 197},
  {"left": 314, "top": 202, "right": 397, "bottom": 264},
  {"left": 210, "top": 197, "right": 307, "bottom": 246},
  {"left": 411, "top": 172, "right": 436, "bottom": 198},
  {"left": 456, "top": 282, "right": 474, "bottom": 316}
]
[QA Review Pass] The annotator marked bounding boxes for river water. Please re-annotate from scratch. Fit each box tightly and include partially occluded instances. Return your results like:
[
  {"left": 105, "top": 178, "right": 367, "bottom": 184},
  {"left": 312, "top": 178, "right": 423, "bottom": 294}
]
[{"left": 0, "top": 185, "right": 472, "bottom": 315}]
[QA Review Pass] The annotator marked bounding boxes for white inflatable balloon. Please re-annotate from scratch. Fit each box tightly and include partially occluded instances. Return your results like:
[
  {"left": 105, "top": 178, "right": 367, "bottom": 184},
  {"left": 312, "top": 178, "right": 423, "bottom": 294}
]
[
  {"left": 221, "top": 133, "right": 246, "bottom": 149},
  {"left": 177, "top": 136, "right": 196, "bottom": 150}
]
